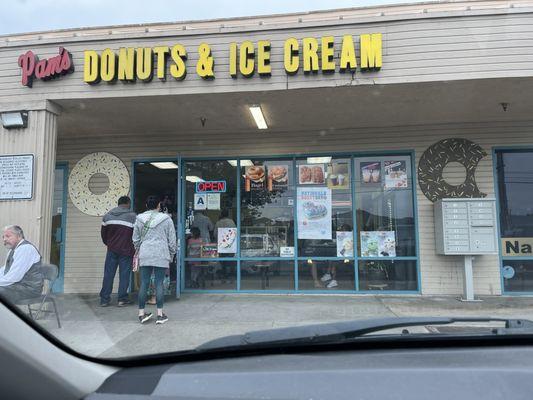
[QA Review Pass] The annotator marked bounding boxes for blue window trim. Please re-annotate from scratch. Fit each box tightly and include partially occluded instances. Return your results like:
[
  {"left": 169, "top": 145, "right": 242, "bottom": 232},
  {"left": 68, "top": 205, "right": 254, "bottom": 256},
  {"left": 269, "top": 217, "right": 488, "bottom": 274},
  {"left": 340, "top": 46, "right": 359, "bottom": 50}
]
[
  {"left": 52, "top": 162, "right": 68, "bottom": 293},
  {"left": 178, "top": 150, "right": 421, "bottom": 295},
  {"left": 492, "top": 146, "right": 533, "bottom": 296}
]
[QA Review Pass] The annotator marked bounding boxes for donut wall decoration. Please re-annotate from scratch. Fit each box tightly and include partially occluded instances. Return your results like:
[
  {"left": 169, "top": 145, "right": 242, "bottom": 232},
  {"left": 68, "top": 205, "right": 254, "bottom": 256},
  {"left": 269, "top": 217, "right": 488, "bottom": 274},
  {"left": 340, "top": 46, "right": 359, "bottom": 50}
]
[
  {"left": 68, "top": 152, "right": 130, "bottom": 216},
  {"left": 417, "top": 138, "right": 487, "bottom": 202}
]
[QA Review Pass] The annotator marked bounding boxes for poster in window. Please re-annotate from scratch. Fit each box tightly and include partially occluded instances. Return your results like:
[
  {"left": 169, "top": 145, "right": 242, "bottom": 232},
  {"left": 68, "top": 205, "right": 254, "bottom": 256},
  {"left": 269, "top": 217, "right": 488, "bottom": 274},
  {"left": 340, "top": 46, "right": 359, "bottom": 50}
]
[
  {"left": 298, "top": 164, "right": 325, "bottom": 185},
  {"left": 384, "top": 160, "right": 408, "bottom": 189},
  {"left": 217, "top": 227, "right": 237, "bottom": 254},
  {"left": 194, "top": 193, "right": 207, "bottom": 210},
  {"left": 297, "top": 187, "right": 332, "bottom": 239},
  {"left": 245, "top": 165, "right": 265, "bottom": 191},
  {"left": 267, "top": 165, "right": 289, "bottom": 191},
  {"left": 360, "top": 231, "right": 396, "bottom": 257},
  {"left": 207, "top": 193, "right": 220, "bottom": 210},
  {"left": 201, "top": 243, "right": 218, "bottom": 258},
  {"left": 327, "top": 161, "right": 350, "bottom": 190},
  {"left": 336, "top": 231, "right": 354, "bottom": 257},
  {"left": 360, "top": 161, "right": 381, "bottom": 185}
]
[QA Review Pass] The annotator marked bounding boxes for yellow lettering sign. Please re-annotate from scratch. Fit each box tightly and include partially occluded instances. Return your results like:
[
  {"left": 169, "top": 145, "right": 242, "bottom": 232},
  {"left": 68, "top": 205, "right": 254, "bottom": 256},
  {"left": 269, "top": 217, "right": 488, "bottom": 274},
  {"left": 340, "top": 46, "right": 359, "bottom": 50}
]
[
  {"left": 284, "top": 38, "right": 299, "bottom": 74},
  {"left": 321, "top": 36, "right": 335, "bottom": 73},
  {"left": 170, "top": 44, "right": 187, "bottom": 80},
  {"left": 197, "top": 43, "right": 214, "bottom": 79},
  {"left": 136, "top": 48, "right": 153, "bottom": 81},
  {"left": 83, "top": 50, "right": 99, "bottom": 83},
  {"left": 339, "top": 35, "right": 357, "bottom": 72},
  {"left": 153, "top": 46, "right": 170, "bottom": 80},
  {"left": 257, "top": 40, "right": 271, "bottom": 76},
  {"left": 360, "top": 33, "right": 382, "bottom": 70},
  {"left": 118, "top": 48, "right": 135, "bottom": 81},
  {"left": 229, "top": 42, "right": 238, "bottom": 78},
  {"left": 100, "top": 48, "right": 116, "bottom": 82},
  {"left": 239, "top": 41, "right": 255, "bottom": 77},
  {"left": 302, "top": 37, "right": 319, "bottom": 73}
]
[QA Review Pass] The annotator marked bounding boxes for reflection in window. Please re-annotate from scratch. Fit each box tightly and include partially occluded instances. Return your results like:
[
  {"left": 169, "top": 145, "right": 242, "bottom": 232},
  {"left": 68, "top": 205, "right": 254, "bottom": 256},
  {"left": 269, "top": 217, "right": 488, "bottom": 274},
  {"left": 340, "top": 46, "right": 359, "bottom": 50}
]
[
  {"left": 298, "top": 260, "right": 355, "bottom": 290},
  {"left": 240, "top": 159, "right": 294, "bottom": 258},
  {"left": 355, "top": 156, "right": 416, "bottom": 257},
  {"left": 297, "top": 157, "right": 354, "bottom": 258},
  {"left": 240, "top": 261, "right": 294, "bottom": 290},
  {"left": 184, "top": 261, "right": 236, "bottom": 290},
  {"left": 496, "top": 151, "right": 533, "bottom": 238},
  {"left": 502, "top": 261, "right": 533, "bottom": 292},
  {"left": 358, "top": 260, "right": 417, "bottom": 291},
  {"left": 185, "top": 160, "right": 237, "bottom": 258}
]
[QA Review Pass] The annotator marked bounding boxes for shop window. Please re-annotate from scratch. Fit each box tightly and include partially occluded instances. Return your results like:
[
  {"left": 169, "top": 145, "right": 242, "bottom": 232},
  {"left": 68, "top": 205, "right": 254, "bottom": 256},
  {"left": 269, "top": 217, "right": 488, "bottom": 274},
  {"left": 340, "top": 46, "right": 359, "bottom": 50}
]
[
  {"left": 184, "top": 160, "right": 237, "bottom": 259},
  {"left": 184, "top": 261, "right": 237, "bottom": 290},
  {"left": 298, "top": 260, "right": 355, "bottom": 290},
  {"left": 240, "top": 260, "right": 294, "bottom": 290},
  {"left": 296, "top": 157, "right": 354, "bottom": 258},
  {"left": 358, "top": 260, "right": 417, "bottom": 291},
  {"left": 502, "top": 261, "right": 533, "bottom": 292},
  {"left": 355, "top": 156, "right": 416, "bottom": 257},
  {"left": 240, "top": 159, "right": 294, "bottom": 258}
]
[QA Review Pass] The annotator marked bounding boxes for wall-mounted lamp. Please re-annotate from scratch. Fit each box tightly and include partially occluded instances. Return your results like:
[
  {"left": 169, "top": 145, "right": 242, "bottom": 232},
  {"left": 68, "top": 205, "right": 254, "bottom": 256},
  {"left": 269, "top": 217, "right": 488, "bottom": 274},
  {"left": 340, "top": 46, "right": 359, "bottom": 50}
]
[
  {"left": 249, "top": 105, "right": 268, "bottom": 130},
  {"left": 1, "top": 111, "right": 28, "bottom": 129}
]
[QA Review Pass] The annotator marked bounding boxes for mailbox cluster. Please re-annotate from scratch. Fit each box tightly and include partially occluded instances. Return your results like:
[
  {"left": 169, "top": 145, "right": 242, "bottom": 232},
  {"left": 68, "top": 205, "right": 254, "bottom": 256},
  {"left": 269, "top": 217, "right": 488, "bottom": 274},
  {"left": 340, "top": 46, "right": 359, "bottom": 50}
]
[{"left": 434, "top": 198, "right": 498, "bottom": 255}]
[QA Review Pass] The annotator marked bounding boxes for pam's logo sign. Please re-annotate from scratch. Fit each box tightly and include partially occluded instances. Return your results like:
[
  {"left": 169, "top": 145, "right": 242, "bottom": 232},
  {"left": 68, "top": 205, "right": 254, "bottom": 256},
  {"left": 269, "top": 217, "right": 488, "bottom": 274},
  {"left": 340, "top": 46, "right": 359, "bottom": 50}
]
[{"left": 18, "top": 47, "right": 74, "bottom": 87}]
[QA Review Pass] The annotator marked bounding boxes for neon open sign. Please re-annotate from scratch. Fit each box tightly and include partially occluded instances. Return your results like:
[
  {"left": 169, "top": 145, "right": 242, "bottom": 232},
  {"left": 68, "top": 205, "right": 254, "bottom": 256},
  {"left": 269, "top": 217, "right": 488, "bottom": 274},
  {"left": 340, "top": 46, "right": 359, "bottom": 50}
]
[{"left": 196, "top": 181, "right": 226, "bottom": 193}]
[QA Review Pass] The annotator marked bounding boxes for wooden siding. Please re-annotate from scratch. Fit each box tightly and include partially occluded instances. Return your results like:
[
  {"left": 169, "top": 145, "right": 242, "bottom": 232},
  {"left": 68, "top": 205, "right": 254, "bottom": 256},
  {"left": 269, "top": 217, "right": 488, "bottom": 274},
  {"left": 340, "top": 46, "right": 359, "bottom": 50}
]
[
  {"left": 1, "top": 10, "right": 533, "bottom": 101},
  {"left": 56, "top": 120, "right": 533, "bottom": 295}
]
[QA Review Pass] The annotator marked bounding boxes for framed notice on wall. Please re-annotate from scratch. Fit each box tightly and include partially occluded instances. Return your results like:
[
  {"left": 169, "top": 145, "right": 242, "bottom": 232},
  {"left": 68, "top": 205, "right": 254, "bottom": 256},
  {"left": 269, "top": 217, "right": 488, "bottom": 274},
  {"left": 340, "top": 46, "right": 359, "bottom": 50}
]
[{"left": 0, "top": 154, "right": 34, "bottom": 200}]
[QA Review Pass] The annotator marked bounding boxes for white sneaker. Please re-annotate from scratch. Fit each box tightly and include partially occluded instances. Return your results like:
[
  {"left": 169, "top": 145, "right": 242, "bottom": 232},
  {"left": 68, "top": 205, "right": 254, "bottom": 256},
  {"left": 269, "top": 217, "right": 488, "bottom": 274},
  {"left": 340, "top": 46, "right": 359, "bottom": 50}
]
[
  {"left": 326, "top": 280, "right": 338, "bottom": 288},
  {"left": 320, "top": 273, "right": 332, "bottom": 282}
]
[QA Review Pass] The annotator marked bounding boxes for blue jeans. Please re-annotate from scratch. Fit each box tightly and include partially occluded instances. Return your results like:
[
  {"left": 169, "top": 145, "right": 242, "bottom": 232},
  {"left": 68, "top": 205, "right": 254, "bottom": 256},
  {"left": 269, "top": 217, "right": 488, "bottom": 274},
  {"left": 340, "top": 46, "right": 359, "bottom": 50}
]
[
  {"left": 138, "top": 266, "right": 166, "bottom": 309},
  {"left": 99, "top": 250, "right": 132, "bottom": 303}
]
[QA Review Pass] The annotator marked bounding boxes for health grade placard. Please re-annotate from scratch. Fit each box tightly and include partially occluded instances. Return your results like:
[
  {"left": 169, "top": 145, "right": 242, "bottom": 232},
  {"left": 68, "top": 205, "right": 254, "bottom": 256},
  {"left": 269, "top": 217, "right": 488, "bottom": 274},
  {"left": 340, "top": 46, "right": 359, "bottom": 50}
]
[{"left": 297, "top": 187, "right": 332, "bottom": 240}]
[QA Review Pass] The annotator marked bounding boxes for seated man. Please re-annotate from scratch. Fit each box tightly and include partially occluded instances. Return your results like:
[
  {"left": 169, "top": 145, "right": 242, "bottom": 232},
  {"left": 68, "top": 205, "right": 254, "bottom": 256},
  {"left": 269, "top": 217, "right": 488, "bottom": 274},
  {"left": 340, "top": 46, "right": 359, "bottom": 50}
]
[{"left": 0, "top": 225, "right": 43, "bottom": 303}]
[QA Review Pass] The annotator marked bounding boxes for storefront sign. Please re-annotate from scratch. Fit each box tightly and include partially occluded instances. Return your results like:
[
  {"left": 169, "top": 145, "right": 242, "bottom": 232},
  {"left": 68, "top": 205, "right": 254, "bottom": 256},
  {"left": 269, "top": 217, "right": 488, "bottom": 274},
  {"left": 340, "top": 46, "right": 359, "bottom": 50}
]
[
  {"left": 297, "top": 187, "right": 332, "bottom": 240},
  {"left": 0, "top": 154, "right": 34, "bottom": 200},
  {"left": 196, "top": 181, "right": 226, "bottom": 193},
  {"left": 18, "top": 47, "right": 74, "bottom": 87},
  {"left": 502, "top": 238, "right": 533, "bottom": 256},
  {"left": 194, "top": 193, "right": 207, "bottom": 210},
  {"left": 82, "top": 33, "right": 382, "bottom": 84}
]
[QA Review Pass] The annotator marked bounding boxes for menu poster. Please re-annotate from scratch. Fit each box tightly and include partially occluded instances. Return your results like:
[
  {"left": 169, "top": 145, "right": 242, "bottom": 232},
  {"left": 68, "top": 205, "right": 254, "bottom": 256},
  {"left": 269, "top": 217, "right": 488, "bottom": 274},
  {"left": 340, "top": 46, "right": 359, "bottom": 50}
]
[
  {"left": 336, "top": 231, "right": 354, "bottom": 257},
  {"left": 360, "top": 231, "right": 396, "bottom": 257},
  {"left": 327, "top": 162, "right": 350, "bottom": 190},
  {"left": 384, "top": 160, "right": 408, "bottom": 189},
  {"left": 360, "top": 161, "right": 381, "bottom": 185},
  {"left": 298, "top": 164, "right": 325, "bottom": 185},
  {"left": 297, "top": 187, "right": 332, "bottom": 240},
  {"left": 207, "top": 193, "right": 220, "bottom": 210},
  {"left": 268, "top": 165, "right": 289, "bottom": 191},
  {"left": 245, "top": 165, "right": 266, "bottom": 191},
  {"left": 217, "top": 227, "right": 237, "bottom": 254}
]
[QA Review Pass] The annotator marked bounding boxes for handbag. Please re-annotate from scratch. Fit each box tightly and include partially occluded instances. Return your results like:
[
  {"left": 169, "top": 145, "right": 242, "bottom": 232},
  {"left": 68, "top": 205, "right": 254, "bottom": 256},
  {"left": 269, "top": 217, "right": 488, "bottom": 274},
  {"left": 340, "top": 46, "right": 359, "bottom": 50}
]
[{"left": 133, "top": 212, "right": 157, "bottom": 272}]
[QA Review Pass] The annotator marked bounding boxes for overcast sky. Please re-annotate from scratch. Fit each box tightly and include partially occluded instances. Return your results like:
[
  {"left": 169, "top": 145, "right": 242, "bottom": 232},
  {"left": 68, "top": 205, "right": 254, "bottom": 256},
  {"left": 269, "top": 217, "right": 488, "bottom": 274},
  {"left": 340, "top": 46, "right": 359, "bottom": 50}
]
[{"left": 0, "top": 0, "right": 428, "bottom": 35}]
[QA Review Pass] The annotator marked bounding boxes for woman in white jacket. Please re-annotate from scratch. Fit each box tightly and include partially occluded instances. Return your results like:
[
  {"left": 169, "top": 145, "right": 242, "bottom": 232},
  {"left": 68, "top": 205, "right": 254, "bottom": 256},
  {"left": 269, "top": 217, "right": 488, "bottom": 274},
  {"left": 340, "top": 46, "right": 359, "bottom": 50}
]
[{"left": 132, "top": 195, "right": 177, "bottom": 324}]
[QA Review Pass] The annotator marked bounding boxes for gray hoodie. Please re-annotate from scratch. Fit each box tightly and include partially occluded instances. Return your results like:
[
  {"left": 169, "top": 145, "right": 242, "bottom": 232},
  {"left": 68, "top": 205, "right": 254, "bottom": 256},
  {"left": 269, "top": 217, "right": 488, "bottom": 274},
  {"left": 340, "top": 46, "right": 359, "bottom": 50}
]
[{"left": 132, "top": 211, "right": 177, "bottom": 268}]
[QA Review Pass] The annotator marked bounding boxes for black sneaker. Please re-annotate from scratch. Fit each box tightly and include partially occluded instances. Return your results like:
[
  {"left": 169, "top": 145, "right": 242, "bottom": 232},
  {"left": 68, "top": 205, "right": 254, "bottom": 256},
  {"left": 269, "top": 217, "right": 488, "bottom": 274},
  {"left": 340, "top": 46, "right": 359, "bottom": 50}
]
[
  {"left": 117, "top": 299, "right": 133, "bottom": 307},
  {"left": 156, "top": 314, "right": 169, "bottom": 324},
  {"left": 139, "top": 312, "right": 153, "bottom": 324},
  {"left": 100, "top": 302, "right": 110, "bottom": 307}
]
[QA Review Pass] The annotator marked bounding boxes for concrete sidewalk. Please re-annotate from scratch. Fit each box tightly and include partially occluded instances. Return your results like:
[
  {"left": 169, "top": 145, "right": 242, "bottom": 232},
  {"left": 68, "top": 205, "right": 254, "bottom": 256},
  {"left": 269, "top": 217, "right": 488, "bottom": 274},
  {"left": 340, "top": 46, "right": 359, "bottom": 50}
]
[{"left": 31, "top": 294, "right": 533, "bottom": 359}]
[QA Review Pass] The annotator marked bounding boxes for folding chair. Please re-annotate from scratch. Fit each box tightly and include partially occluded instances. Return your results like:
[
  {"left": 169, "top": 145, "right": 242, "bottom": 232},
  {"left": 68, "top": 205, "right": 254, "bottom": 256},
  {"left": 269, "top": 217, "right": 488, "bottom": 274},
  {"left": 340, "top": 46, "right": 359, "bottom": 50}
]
[{"left": 16, "top": 263, "right": 61, "bottom": 328}]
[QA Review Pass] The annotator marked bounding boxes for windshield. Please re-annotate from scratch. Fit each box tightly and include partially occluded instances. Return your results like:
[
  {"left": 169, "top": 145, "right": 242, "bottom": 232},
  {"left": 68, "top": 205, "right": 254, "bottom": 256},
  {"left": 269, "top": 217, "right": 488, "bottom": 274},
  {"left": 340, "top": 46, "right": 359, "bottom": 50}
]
[{"left": 1, "top": 0, "right": 533, "bottom": 360}]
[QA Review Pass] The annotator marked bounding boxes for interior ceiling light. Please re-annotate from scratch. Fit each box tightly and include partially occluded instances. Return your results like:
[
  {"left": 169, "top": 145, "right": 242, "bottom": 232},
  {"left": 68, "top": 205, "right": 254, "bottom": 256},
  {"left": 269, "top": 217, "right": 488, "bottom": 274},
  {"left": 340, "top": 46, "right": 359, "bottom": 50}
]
[
  {"left": 228, "top": 160, "right": 255, "bottom": 167},
  {"left": 186, "top": 176, "right": 204, "bottom": 183},
  {"left": 307, "top": 157, "right": 332, "bottom": 164},
  {"left": 150, "top": 162, "right": 178, "bottom": 169},
  {"left": 249, "top": 105, "right": 268, "bottom": 130}
]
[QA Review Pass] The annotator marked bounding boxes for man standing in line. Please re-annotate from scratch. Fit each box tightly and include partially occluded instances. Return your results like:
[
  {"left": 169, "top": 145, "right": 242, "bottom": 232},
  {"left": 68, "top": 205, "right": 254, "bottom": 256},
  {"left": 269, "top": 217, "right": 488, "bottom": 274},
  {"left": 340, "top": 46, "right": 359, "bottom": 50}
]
[
  {"left": 0, "top": 225, "right": 43, "bottom": 303},
  {"left": 100, "top": 196, "right": 136, "bottom": 307}
]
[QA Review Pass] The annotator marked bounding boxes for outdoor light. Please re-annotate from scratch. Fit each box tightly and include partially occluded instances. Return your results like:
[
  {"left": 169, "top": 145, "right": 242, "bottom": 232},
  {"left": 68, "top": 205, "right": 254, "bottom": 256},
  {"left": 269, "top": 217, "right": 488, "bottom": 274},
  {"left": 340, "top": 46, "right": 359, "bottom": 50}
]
[
  {"left": 150, "top": 162, "right": 178, "bottom": 169},
  {"left": 307, "top": 156, "right": 332, "bottom": 164},
  {"left": 228, "top": 160, "right": 254, "bottom": 167},
  {"left": 1, "top": 111, "right": 28, "bottom": 129},
  {"left": 186, "top": 176, "right": 204, "bottom": 183},
  {"left": 249, "top": 105, "right": 268, "bottom": 130}
]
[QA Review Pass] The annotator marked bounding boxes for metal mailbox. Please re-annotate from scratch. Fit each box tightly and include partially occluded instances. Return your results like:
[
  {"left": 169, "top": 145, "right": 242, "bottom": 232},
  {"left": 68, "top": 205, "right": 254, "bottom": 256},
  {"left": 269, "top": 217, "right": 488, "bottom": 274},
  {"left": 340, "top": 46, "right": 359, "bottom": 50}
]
[{"left": 434, "top": 198, "right": 498, "bottom": 255}]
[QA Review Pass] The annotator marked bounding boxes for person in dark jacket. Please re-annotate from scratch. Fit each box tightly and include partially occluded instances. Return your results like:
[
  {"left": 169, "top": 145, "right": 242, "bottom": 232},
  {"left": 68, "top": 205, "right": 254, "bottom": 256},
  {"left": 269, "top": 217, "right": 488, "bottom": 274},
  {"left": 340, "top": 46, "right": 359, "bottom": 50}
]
[
  {"left": 0, "top": 225, "right": 43, "bottom": 303},
  {"left": 100, "top": 196, "right": 137, "bottom": 307}
]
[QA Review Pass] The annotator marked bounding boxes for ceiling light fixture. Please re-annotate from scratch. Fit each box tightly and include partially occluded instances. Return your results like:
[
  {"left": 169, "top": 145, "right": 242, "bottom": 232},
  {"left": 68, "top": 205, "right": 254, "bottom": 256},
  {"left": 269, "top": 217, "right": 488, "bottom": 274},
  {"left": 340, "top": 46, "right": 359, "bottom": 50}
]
[
  {"left": 249, "top": 105, "right": 268, "bottom": 130},
  {"left": 186, "top": 176, "right": 204, "bottom": 183},
  {"left": 150, "top": 162, "right": 178, "bottom": 169},
  {"left": 307, "top": 157, "right": 332, "bottom": 164}
]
